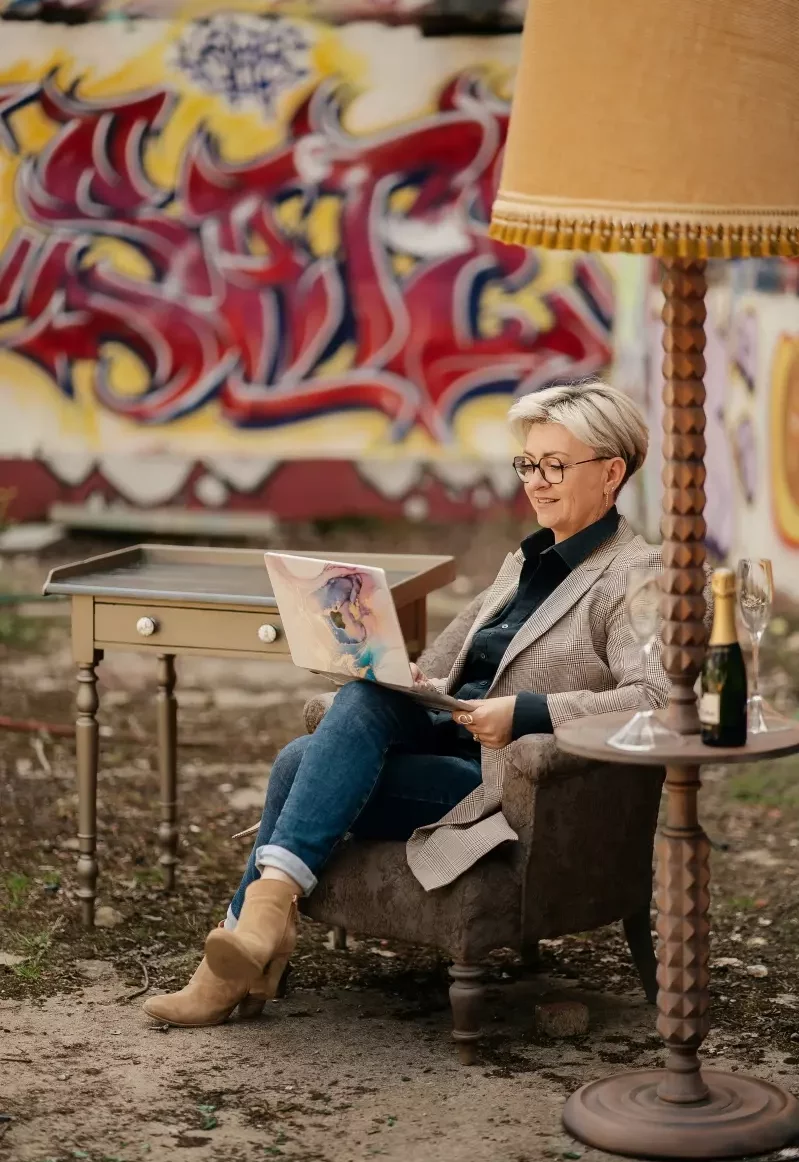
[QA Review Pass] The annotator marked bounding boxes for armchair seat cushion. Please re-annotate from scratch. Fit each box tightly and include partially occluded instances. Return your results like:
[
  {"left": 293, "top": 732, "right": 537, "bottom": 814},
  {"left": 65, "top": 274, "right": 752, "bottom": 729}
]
[{"left": 301, "top": 838, "right": 521, "bottom": 962}]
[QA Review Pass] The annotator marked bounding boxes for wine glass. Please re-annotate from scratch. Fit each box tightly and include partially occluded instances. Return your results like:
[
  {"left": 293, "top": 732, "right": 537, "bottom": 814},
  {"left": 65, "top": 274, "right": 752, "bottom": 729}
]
[
  {"left": 607, "top": 567, "right": 682, "bottom": 752},
  {"left": 736, "top": 558, "right": 790, "bottom": 734}
]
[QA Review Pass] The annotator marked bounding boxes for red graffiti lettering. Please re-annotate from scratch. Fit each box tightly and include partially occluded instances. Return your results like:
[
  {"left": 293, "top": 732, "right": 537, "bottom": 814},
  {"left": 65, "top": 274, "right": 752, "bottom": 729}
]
[{"left": 0, "top": 71, "right": 612, "bottom": 438}]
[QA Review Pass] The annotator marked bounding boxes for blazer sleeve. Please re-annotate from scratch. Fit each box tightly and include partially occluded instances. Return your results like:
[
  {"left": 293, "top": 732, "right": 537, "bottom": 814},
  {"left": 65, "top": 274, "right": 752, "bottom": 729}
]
[{"left": 544, "top": 550, "right": 671, "bottom": 729}]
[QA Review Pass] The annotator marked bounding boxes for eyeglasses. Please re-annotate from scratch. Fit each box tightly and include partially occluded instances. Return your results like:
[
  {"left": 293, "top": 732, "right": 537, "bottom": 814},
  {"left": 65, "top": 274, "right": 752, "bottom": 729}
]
[{"left": 512, "top": 455, "right": 609, "bottom": 484}]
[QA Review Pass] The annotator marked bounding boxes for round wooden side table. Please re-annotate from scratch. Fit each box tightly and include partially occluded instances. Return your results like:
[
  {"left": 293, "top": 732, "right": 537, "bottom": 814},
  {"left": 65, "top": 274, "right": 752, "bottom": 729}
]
[{"left": 556, "top": 709, "right": 799, "bottom": 1160}]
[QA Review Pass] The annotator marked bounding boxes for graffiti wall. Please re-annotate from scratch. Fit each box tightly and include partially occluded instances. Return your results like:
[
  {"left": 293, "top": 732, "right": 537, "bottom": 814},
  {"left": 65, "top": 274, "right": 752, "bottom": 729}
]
[
  {"left": 614, "top": 257, "right": 799, "bottom": 602},
  {"left": 0, "top": 8, "right": 614, "bottom": 520},
  {"left": 0, "top": 1, "right": 528, "bottom": 20}
]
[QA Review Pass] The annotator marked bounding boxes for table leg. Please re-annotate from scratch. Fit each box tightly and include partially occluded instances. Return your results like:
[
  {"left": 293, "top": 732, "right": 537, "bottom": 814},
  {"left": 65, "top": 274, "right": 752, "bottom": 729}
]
[
  {"left": 413, "top": 598, "right": 427, "bottom": 662},
  {"left": 562, "top": 258, "right": 799, "bottom": 1157},
  {"left": 76, "top": 651, "right": 102, "bottom": 927},
  {"left": 656, "top": 764, "right": 711, "bottom": 1104},
  {"left": 156, "top": 654, "right": 179, "bottom": 891},
  {"left": 563, "top": 772, "right": 799, "bottom": 1158},
  {"left": 400, "top": 598, "right": 427, "bottom": 662}
]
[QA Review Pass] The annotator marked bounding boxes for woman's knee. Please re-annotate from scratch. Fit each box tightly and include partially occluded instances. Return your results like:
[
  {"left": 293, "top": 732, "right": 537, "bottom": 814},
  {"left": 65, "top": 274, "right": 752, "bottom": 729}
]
[{"left": 330, "top": 679, "right": 403, "bottom": 715}]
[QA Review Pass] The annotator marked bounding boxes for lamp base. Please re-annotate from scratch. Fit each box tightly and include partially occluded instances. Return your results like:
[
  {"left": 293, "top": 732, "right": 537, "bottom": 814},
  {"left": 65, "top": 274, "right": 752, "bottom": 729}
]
[{"left": 562, "top": 1069, "right": 799, "bottom": 1160}]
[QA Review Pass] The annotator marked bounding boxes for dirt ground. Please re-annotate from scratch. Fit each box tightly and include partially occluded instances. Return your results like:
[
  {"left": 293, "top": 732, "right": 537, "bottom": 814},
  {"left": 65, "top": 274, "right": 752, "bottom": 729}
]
[{"left": 2, "top": 520, "right": 799, "bottom": 1162}]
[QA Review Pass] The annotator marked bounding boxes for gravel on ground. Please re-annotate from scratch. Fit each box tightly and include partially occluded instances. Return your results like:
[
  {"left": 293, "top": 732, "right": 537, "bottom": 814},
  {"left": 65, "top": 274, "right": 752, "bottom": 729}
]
[{"left": 2, "top": 522, "right": 799, "bottom": 1162}]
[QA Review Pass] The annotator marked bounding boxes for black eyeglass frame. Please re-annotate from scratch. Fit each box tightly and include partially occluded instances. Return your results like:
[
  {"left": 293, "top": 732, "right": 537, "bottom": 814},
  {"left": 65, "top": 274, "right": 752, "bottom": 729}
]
[{"left": 511, "top": 455, "right": 610, "bottom": 484}]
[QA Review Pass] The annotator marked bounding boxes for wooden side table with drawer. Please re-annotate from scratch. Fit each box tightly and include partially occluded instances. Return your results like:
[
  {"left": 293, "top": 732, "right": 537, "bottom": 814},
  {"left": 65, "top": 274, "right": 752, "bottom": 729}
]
[{"left": 43, "top": 545, "right": 456, "bottom": 926}]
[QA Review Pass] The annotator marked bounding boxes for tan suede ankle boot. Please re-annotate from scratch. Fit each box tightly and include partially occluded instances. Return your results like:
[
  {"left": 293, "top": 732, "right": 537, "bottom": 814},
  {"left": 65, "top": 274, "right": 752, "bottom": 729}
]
[
  {"left": 141, "top": 956, "right": 275, "bottom": 1027},
  {"left": 204, "top": 879, "right": 298, "bottom": 986}
]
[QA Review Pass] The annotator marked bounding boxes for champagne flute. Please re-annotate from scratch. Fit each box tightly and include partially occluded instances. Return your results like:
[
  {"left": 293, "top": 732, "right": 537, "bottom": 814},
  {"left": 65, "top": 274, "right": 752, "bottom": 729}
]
[
  {"left": 607, "top": 567, "right": 682, "bottom": 752},
  {"left": 736, "top": 558, "right": 790, "bottom": 734}
]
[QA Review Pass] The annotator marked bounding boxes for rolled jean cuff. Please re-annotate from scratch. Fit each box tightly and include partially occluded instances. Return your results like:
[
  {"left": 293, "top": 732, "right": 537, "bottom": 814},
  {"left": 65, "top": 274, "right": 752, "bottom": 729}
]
[
  {"left": 224, "top": 905, "right": 238, "bottom": 931},
  {"left": 255, "top": 844, "right": 317, "bottom": 895}
]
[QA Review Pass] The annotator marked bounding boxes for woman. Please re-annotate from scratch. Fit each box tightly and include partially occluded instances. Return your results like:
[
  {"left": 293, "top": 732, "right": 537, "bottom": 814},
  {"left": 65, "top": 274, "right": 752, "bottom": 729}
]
[{"left": 143, "top": 379, "right": 667, "bottom": 1027}]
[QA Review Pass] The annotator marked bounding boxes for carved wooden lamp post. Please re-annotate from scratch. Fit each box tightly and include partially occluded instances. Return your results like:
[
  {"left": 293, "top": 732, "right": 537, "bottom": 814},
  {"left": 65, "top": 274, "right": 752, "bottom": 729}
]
[{"left": 491, "top": 0, "right": 799, "bottom": 1157}]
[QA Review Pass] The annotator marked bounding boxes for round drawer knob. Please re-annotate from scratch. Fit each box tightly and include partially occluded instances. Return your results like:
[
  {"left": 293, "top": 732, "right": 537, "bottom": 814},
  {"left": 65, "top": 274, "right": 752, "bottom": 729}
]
[
  {"left": 136, "top": 616, "right": 158, "bottom": 637},
  {"left": 257, "top": 623, "right": 279, "bottom": 644}
]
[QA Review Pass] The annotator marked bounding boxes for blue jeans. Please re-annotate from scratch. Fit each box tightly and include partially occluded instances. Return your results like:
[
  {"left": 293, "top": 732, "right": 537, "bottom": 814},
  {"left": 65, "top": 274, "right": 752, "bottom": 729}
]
[{"left": 227, "top": 682, "right": 482, "bottom": 921}]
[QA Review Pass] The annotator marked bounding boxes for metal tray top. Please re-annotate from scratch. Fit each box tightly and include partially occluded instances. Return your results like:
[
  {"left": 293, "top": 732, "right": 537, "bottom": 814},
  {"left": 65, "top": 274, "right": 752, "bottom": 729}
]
[{"left": 43, "top": 545, "right": 455, "bottom": 608}]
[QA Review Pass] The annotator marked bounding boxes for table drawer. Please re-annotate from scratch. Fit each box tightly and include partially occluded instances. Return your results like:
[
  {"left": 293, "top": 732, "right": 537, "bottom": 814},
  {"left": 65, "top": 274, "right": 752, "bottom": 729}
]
[{"left": 94, "top": 603, "right": 288, "bottom": 654}]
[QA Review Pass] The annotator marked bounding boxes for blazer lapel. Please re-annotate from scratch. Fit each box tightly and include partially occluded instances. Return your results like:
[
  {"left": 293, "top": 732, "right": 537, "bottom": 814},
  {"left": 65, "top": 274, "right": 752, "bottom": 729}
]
[{"left": 488, "top": 519, "right": 635, "bottom": 689}]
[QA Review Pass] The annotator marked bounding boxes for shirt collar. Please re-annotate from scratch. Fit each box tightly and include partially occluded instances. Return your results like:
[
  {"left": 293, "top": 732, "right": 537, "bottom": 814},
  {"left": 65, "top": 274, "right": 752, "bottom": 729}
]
[{"left": 520, "top": 506, "right": 620, "bottom": 572}]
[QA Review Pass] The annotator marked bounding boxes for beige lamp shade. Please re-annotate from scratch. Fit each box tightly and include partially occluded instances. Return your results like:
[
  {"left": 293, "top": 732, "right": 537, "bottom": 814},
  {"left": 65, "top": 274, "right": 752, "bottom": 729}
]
[{"left": 490, "top": 0, "right": 799, "bottom": 257}]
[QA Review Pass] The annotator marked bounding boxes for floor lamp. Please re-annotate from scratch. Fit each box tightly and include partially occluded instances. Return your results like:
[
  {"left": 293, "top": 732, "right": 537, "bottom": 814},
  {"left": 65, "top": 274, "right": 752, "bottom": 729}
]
[{"left": 491, "top": 1, "right": 799, "bottom": 1157}]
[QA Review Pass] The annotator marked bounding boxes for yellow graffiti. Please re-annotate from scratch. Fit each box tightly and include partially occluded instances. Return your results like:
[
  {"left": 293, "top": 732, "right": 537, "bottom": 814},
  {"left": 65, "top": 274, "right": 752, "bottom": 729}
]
[{"left": 0, "top": 17, "right": 609, "bottom": 461}]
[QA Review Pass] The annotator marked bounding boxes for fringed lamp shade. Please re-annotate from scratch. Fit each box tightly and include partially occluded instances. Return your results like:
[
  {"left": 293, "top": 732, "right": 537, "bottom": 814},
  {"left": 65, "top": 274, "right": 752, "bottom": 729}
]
[{"left": 490, "top": 0, "right": 799, "bottom": 258}]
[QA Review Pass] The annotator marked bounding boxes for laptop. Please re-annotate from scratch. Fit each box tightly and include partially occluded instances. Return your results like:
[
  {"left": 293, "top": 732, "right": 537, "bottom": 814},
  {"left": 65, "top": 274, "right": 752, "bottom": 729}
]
[{"left": 263, "top": 551, "right": 472, "bottom": 714}]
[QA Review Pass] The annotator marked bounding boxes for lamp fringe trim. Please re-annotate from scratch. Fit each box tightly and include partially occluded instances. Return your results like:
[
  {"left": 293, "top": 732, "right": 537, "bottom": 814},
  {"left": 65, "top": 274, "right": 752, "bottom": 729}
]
[{"left": 489, "top": 210, "right": 799, "bottom": 259}]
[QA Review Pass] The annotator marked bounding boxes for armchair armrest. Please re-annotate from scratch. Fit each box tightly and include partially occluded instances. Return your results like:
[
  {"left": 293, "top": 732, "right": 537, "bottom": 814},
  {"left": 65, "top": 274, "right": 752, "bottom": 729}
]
[
  {"left": 500, "top": 734, "right": 597, "bottom": 846},
  {"left": 503, "top": 735, "right": 665, "bottom": 941},
  {"left": 304, "top": 691, "right": 336, "bottom": 734}
]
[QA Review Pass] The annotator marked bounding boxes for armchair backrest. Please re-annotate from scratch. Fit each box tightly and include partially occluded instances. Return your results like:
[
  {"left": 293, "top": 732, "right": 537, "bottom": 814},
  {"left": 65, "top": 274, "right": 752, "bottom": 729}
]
[{"left": 417, "top": 590, "right": 487, "bottom": 679}]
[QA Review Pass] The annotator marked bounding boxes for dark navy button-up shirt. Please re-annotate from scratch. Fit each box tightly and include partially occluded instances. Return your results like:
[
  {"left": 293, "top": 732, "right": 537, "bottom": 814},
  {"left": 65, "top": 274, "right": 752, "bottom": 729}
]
[{"left": 452, "top": 506, "right": 621, "bottom": 746}]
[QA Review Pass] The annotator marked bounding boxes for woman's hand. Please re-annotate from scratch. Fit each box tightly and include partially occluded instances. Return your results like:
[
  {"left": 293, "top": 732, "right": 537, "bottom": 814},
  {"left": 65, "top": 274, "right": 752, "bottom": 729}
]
[
  {"left": 410, "top": 663, "right": 435, "bottom": 689},
  {"left": 455, "top": 697, "right": 515, "bottom": 749}
]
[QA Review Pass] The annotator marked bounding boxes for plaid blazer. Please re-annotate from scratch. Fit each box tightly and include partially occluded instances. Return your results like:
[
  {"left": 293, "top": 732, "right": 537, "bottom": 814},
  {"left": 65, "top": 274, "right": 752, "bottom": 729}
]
[{"left": 406, "top": 516, "right": 669, "bottom": 891}]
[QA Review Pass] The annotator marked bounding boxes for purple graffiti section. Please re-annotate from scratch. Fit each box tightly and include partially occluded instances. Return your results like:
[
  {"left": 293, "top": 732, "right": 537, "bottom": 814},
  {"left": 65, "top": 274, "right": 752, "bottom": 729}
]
[
  {"left": 176, "top": 16, "right": 311, "bottom": 114},
  {"left": 0, "top": 70, "right": 612, "bottom": 440}
]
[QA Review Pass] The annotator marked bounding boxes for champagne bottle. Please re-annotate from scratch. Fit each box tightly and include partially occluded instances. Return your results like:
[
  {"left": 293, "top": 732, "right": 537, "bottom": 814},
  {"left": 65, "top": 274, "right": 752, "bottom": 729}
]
[{"left": 700, "top": 568, "right": 748, "bottom": 747}]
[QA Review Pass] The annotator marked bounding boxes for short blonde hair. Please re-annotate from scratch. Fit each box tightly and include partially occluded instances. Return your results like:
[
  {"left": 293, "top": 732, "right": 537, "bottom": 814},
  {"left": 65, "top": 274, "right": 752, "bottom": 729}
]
[{"left": 507, "top": 380, "right": 649, "bottom": 490}]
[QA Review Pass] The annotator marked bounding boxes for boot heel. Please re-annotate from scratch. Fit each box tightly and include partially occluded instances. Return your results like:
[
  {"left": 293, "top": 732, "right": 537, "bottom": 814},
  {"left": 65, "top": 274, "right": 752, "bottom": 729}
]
[
  {"left": 263, "top": 955, "right": 291, "bottom": 999},
  {"left": 236, "top": 957, "right": 292, "bottom": 1019},
  {"left": 236, "top": 992, "right": 268, "bottom": 1020},
  {"left": 275, "top": 961, "right": 291, "bottom": 1000}
]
